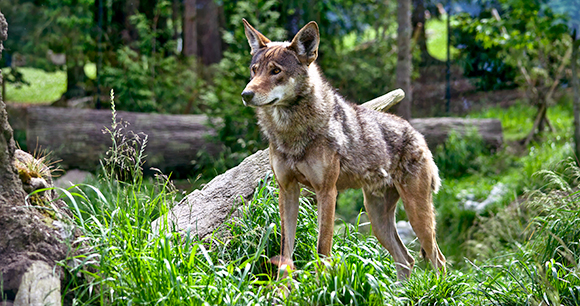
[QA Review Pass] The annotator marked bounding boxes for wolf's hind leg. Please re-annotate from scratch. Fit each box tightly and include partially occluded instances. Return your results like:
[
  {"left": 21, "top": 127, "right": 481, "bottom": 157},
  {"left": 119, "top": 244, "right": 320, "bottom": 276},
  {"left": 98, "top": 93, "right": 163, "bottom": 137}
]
[
  {"left": 396, "top": 170, "right": 446, "bottom": 275},
  {"left": 363, "top": 187, "right": 415, "bottom": 280}
]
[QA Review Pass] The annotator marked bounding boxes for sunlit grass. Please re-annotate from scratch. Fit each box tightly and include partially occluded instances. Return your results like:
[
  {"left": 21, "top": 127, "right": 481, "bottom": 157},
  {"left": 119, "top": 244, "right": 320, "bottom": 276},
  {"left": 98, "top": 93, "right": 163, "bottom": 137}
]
[
  {"left": 83, "top": 62, "right": 97, "bottom": 80},
  {"left": 3, "top": 62, "right": 97, "bottom": 103},
  {"left": 2, "top": 67, "right": 66, "bottom": 103},
  {"left": 426, "top": 14, "right": 460, "bottom": 61}
]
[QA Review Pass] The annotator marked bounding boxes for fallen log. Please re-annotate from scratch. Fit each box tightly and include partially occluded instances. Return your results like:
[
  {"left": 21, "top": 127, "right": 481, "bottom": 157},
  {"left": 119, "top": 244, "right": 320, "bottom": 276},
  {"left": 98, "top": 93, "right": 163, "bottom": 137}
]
[
  {"left": 20, "top": 90, "right": 501, "bottom": 176},
  {"left": 410, "top": 117, "right": 503, "bottom": 151},
  {"left": 26, "top": 107, "right": 220, "bottom": 176}
]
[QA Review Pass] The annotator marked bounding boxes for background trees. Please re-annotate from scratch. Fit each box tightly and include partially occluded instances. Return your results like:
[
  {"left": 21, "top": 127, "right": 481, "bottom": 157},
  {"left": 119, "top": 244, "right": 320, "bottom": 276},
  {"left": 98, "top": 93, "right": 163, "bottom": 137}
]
[{"left": 1, "top": 0, "right": 579, "bottom": 159}]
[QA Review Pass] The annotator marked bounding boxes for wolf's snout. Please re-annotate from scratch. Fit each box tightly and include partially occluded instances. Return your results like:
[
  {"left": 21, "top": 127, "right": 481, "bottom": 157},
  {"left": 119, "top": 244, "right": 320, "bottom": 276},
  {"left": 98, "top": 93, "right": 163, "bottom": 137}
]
[{"left": 241, "top": 90, "right": 255, "bottom": 104}]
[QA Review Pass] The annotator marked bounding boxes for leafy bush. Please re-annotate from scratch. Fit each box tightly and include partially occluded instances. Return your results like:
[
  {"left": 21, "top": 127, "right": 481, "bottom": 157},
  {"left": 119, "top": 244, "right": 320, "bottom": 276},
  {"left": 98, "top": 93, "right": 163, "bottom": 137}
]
[
  {"left": 434, "top": 127, "right": 491, "bottom": 179},
  {"left": 453, "top": 12, "right": 518, "bottom": 91},
  {"left": 103, "top": 6, "right": 204, "bottom": 113},
  {"left": 200, "top": 0, "right": 287, "bottom": 169}
]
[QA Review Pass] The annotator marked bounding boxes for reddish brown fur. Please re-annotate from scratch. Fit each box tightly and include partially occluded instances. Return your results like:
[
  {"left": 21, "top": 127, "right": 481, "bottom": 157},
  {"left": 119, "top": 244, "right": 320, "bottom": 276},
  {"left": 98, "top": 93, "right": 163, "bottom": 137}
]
[{"left": 241, "top": 19, "right": 446, "bottom": 281}]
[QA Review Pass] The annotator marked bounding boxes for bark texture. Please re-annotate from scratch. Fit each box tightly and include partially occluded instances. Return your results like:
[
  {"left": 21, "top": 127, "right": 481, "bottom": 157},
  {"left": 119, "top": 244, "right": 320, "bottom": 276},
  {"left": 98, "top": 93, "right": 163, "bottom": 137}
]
[
  {"left": 26, "top": 107, "right": 220, "bottom": 175},
  {"left": 412, "top": 0, "right": 437, "bottom": 65},
  {"left": 152, "top": 148, "right": 271, "bottom": 237},
  {"left": 410, "top": 118, "right": 503, "bottom": 151},
  {"left": 0, "top": 12, "right": 66, "bottom": 305},
  {"left": 395, "top": 0, "right": 413, "bottom": 120},
  {"left": 183, "top": 0, "right": 197, "bottom": 57},
  {"left": 196, "top": 0, "right": 222, "bottom": 65}
]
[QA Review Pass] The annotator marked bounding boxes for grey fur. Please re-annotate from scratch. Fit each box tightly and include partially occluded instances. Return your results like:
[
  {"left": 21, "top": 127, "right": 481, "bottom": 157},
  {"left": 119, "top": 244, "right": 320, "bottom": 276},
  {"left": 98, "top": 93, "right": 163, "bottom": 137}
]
[{"left": 242, "top": 19, "right": 445, "bottom": 280}]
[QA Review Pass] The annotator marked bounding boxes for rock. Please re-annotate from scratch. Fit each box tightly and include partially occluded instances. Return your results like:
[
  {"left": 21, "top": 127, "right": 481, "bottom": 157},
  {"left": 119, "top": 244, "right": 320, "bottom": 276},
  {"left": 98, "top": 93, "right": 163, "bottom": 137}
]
[
  {"left": 396, "top": 220, "right": 416, "bottom": 245},
  {"left": 464, "top": 183, "right": 508, "bottom": 213},
  {"left": 54, "top": 169, "right": 92, "bottom": 189},
  {"left": 13, "top": 261, "right": 61, "bottom": 306},
  {"left": 1, "top": 11, "right": 66, "bottom": 305}
]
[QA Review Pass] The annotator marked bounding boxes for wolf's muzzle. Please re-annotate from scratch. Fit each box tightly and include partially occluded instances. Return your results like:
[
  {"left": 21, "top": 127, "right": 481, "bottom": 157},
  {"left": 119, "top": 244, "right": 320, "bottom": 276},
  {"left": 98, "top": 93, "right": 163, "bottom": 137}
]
[{"left": 241, "top": 90, "right": 255, "bottom": 105}]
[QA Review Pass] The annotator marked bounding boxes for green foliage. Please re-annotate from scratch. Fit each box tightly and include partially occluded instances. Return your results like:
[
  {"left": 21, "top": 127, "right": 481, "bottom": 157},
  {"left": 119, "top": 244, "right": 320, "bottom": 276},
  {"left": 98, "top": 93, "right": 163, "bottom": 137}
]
[
  {"left": 336, "top": 189, "right": 365, "bottom": 224},
  {"left": 453, "top": 13, "right": 518, "bottom": 91},
  {"left": 0, "top": 0, "right": 94, "bottom": 70},
  {"left": 434, "top": 127, "right": 490, "bottom": 179},
  {"left": 546, "top": 0, "right": 580, "bottom": 39},
  {"left": 55, "top": 95, "right": 580, "bottom": 304},
  {"left": 100, "top": 90, "right": 148, "bottom": 183},
  {"left": 103, "top": 47, "right": 203, "bottom": 113},
  {"left": 460, "top": 0, "right": 570, "bottom": 106},
  {"left": 201, "top": 0, "right": 287, "bottom": 166},
  {"left": 426, "top": 15, "right": 460, "bottom": 62},
  {"left": 316, "top": 1, "right": 399, "bottom": 103},
  {"left": 102, "top": 4, "right": 204, "bottom": 113}
]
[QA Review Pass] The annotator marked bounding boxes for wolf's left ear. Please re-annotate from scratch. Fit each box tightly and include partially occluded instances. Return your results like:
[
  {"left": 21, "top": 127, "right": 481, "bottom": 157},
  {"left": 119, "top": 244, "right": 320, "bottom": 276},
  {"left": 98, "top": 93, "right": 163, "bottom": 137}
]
[
  {"left": 243, "top": 18, "right": 271, "bottom": 55},
  {"left": 289, "top": 21, "right": 320, "bottom": 65}
]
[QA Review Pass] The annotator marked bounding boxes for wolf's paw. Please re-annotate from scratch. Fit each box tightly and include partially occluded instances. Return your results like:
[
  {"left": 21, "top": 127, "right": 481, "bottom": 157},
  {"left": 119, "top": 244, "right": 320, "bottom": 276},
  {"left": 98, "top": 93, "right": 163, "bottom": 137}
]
[{"left": 269, "top": 255, "right": 295, "bottom": 280}]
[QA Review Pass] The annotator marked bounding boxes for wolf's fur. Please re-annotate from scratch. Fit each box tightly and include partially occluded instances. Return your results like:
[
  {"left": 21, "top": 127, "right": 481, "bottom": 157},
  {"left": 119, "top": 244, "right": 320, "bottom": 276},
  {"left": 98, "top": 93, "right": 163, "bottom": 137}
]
[{"left": 242, "top": 19, "right": 446, "bottom": 280}]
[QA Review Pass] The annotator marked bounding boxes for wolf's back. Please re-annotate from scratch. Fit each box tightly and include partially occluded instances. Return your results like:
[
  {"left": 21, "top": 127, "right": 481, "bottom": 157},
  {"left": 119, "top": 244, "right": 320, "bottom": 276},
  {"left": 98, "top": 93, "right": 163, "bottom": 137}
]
[{"left": 329, "top": 98, "right": 440, "bottom": 193}]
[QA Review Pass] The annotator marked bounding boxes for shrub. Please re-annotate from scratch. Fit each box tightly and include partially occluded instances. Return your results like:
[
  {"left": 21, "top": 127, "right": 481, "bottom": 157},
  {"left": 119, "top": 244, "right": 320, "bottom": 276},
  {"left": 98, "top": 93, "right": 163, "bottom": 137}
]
[
  {"left": 434, "top": 127, "right": 491, "bottom": 179},
  {"left": 452, "top": 12, "right": 518, "bottom": 91}
]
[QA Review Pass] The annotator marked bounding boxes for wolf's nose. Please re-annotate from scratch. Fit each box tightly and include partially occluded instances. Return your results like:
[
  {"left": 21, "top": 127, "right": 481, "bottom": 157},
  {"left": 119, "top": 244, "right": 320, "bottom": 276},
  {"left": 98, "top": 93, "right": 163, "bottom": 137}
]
[{"left": 241, "top": 90, "right": 255, "bottom": 103}]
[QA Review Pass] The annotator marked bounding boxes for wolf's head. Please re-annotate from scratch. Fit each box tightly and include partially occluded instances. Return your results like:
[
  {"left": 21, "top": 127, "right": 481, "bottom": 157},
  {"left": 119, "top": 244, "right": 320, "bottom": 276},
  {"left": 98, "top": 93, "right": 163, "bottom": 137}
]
[{"left": 241, "top": 19, "right": 320, "bottom": 107}]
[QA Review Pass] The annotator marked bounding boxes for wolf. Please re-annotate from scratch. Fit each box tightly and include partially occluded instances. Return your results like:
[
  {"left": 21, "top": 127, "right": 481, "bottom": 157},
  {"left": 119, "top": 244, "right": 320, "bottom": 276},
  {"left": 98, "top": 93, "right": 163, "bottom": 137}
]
[{"left": 241, "top": 19, "right": 446, "bottom": 280}]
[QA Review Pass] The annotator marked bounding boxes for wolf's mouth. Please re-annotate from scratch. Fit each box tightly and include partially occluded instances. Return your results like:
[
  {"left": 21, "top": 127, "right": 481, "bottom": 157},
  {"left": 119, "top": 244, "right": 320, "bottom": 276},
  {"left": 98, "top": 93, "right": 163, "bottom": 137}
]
[{"left": 263, "top": 98, "right": 279, "bottom": 106}]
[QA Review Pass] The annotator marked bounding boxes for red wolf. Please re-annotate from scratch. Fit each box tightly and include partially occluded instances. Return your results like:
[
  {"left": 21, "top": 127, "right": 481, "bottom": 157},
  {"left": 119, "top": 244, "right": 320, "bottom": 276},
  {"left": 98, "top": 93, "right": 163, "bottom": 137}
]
[{"left": 241, "top": 19, "right": 446, "bottom": 280}]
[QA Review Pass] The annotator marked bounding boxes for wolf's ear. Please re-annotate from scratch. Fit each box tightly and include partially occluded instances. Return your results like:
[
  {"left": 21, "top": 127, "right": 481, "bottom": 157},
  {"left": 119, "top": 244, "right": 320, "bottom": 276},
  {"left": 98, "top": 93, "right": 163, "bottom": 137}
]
[
  {"left": 289, "top": 21, "right": 320, "bottom": 65},
  {"left": 243, "top": 19, "right": 271, "bottom": 55}
]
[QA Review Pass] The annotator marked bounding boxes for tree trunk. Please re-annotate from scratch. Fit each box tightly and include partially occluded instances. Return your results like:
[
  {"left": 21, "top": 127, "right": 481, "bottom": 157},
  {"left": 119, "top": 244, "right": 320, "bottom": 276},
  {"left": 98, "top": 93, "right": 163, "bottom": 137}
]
[
  {"left": 0, "top": 12, "right": 67, "bottom": 305},
  {"left": 524, "top": 101, "right": 548, "bottom": 146},
  {"left": 0, "top": 13, "right": 24, "bottom": 205},
  {"left": 196, "top": 0, "right": 222, "bottom": 65},
  {"left": 183, "top": 0, "right": 197, "bottom": 57},
  {"left": 64, "top": 56, "right": 87, "bottom": 99},
  {"left": 395, "top": 0, "right": 413, "bottom": 120},
  {"left": 573, "top": 34, "right": 580, "bottom": 163},
  {"left": 124, "top": 0, "right": 140, "bottom": 42},
  {"left": 172, "top": 0, "right": 180, "bottom": 40}
]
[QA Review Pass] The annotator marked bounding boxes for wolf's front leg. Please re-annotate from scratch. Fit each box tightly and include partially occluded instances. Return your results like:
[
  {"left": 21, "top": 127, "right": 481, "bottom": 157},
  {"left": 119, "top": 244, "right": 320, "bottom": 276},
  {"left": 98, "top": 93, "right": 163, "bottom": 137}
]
[
  {"left": 315, "top": 186, "right": 338, "bottom": 256},
  {"left": 296, "top": 150, "right": 341, "bottom": 258},
  {"left": 275, "top": 179, "right": 301, "bottom": 279}
]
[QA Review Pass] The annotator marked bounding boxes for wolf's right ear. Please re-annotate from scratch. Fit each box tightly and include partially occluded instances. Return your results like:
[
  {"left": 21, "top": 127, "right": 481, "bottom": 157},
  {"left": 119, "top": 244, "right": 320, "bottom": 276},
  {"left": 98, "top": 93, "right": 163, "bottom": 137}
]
[
  {"left": 289, "top": 21, "right": 320, "bottom": 65},
  {"left": 243, "top": 19, "right": 271, "bottom": 55}
]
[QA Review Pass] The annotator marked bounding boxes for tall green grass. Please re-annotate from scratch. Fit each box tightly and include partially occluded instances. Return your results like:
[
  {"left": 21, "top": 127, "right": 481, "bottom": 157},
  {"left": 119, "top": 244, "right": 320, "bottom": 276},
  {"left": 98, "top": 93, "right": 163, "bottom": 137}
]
[{"left": 52, "top": 94, "right": 580, "bottom": 305}]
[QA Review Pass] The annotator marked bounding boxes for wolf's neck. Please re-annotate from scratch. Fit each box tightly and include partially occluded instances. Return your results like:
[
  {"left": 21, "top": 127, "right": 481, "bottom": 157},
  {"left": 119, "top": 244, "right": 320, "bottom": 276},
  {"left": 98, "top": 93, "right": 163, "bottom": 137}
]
[{"left": 257, "top": 64, "right": 335, "bottom": 158}]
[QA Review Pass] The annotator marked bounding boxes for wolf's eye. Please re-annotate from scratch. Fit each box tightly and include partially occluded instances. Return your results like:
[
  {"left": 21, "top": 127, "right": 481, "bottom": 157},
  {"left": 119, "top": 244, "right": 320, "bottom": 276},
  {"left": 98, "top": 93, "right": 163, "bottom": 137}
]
[
  {"left": 251, "top": 66, "right": 257, "bottom": 74},
  {"left": 272, "top": 68, "right": 281, "bottom": 75}
]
